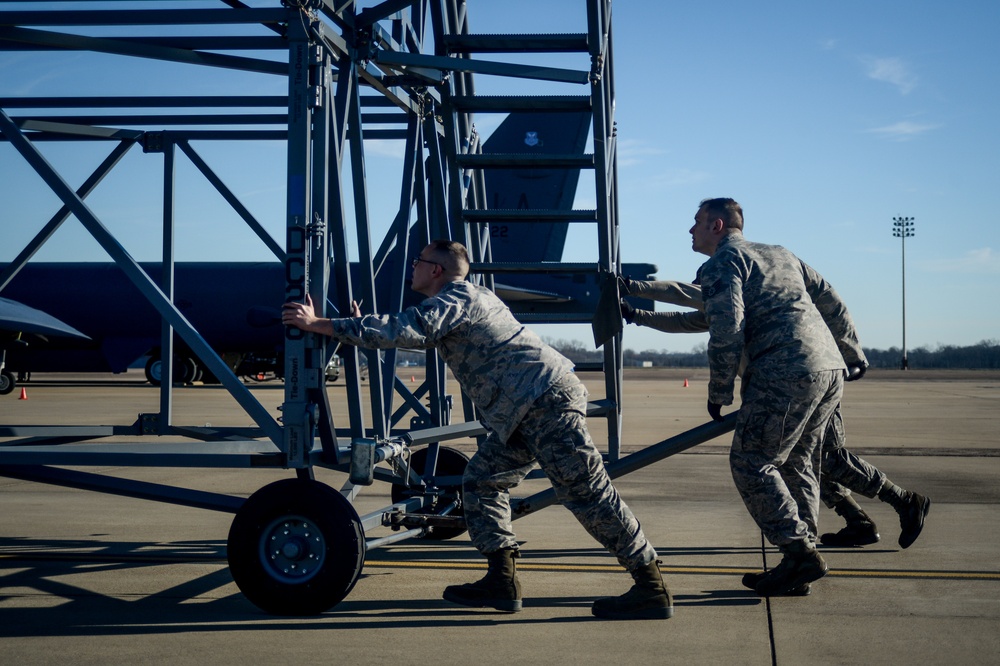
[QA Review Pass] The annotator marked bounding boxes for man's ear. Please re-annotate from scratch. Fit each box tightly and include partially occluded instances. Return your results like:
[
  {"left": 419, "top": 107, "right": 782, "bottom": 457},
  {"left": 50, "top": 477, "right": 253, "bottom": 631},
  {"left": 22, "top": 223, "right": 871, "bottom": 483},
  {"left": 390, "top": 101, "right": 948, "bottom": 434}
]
[{"left": 711, "top": 218, "right": 725, "bottom": 233}]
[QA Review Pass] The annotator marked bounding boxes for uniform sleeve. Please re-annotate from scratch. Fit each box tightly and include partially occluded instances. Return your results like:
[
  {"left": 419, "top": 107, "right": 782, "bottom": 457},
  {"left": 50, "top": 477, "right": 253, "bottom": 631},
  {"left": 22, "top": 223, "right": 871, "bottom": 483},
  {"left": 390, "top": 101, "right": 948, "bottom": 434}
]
[
  {"left": 328, "top": 291, "right": 474, "bottom": 351},
  {"left": 633, "top": 309, "right": 709, "bottom": 333},
  {"left": 799, "top": 260, "right": 868, "bottom": 367},
  {"left": 700, "top": 259, "right": 745, "bottom": 405},
  {"left": 629, "top": 280, "right": 704, "bottom": 310}
]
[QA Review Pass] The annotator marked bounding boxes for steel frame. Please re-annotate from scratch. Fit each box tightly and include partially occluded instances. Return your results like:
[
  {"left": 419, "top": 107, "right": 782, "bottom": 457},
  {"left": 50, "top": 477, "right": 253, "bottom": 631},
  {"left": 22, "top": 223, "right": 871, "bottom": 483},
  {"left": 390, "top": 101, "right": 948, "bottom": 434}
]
[{"left": 0, "top": 1, "right": 735, "bottom": 613}]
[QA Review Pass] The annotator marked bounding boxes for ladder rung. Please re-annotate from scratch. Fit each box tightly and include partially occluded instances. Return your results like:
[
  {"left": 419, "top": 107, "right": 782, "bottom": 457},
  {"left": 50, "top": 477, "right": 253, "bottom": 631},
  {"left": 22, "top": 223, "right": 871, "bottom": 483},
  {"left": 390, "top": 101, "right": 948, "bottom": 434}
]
[
  {"left": 515, "top": 312, "right": 594, "bottom": 324},
  {"left": 471, "top": 262, "right": 599, "bottom": 274},
  {"left": 457, "top": 153, "right": 594, "bottom": 169},
  {"left": 586, "top": 399, "right": 617, "bottom": 417},
  {"left": 442, "top": 33, "right": 589, "bottom": 54},
  {"left": 463, "top": 209, "right": 597, "bottom": 223},
  {"left": 451, "top": 95, "right": 592, "bottom": 112}
]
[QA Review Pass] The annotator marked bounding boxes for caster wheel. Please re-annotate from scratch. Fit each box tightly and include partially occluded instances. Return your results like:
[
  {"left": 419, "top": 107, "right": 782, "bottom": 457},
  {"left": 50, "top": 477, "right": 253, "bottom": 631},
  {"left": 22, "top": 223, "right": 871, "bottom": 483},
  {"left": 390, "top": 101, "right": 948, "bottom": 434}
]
[{"left": 391, "top": 446, "right": 469, "bottom": 540}]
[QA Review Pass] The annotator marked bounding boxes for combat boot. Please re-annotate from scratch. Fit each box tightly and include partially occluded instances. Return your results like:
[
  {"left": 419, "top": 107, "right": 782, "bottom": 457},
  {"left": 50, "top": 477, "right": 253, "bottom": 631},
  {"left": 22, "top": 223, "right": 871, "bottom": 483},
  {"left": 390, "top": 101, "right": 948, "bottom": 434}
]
[
  {"left": 741, "top": 571, "right": 810, "bottom": 596},
  {"left": 591, "top": 559, "right": 674, "bottom": 620},
  {"left": 754, "top": 541, "right": 828, "bottom": 596},
  {"left": 820, "top": 496, "right": 880, "bottom": 547},
  {"left": 878, "top": 482, "right": 931, "bottom": 549},
  {"left": 442, "top": 547, "right": 522, "bottom": 612},
  {"left": 820, "top": 521, "right": 880, "bottom": 547}
]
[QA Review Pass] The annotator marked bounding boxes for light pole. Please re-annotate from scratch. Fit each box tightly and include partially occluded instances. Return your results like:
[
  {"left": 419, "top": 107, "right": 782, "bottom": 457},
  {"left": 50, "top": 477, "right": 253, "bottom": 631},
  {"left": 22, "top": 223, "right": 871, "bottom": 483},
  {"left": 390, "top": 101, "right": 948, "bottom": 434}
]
[{"left": 892, "top": 216, "right": 915, "bottom": 370}]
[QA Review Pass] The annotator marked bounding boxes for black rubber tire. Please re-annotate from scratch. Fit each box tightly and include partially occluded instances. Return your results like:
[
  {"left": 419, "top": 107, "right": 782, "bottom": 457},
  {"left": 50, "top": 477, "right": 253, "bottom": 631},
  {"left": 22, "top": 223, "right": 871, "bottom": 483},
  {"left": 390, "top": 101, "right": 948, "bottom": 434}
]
[
  {"left": 145, "top": 355, "right": 197, "bottom": 385},
  {"left": 227, "top": 478, "right": 365, "bottom": 615},
  {"left": 390, "top": 446, "right": 469, "bottom": 540},
  {"left": 0, "top": 370, "right": 15, "bottom": 395}
]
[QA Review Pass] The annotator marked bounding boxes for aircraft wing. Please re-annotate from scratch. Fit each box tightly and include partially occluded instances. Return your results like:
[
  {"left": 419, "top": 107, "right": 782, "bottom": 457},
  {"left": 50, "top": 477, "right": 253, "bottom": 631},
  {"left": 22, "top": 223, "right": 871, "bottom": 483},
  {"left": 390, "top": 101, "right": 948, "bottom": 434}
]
[{"left": 0, "top": 297, "right": 90, "bottom": 339}]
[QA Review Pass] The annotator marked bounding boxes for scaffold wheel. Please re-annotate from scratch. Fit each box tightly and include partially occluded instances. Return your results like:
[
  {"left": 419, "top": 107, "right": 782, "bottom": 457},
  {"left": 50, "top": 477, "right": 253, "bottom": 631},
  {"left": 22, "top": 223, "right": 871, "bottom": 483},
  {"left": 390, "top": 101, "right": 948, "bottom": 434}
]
[{"left": 227, "top": 478, "right": 365, "bottom": 615}]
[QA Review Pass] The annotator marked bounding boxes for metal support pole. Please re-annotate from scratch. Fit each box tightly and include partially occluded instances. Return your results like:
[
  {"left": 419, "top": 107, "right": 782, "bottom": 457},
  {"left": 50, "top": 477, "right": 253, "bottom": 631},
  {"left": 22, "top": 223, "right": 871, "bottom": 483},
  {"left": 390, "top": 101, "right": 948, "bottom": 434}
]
[{"left": 892, "top": 216, "right": 915, "bottom": 370}]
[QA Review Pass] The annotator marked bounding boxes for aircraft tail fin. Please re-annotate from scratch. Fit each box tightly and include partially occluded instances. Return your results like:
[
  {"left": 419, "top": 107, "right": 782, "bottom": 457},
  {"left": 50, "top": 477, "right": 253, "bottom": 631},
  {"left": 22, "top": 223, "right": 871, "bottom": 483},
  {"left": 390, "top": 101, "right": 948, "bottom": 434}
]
[{"left": 480, "top": 110, "right": 592, "bottom": 263}]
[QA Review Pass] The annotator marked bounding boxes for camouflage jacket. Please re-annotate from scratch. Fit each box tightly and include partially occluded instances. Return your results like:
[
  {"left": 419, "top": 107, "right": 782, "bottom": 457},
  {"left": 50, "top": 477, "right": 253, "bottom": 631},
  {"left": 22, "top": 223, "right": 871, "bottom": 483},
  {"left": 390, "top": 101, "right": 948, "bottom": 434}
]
[
  {"left": 698, "top": 233, "right": 865, "bottom": 405},
  {"left": 328, "top": 280, "right": 575, "bottom": 443}
]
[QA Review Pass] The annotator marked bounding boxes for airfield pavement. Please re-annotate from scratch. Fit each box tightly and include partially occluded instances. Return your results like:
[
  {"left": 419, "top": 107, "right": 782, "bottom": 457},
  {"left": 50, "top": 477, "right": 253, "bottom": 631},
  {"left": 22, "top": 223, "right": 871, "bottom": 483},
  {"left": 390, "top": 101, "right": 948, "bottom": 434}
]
[{"left": 0, "top": 367, "right": 998, "bottom": 665}]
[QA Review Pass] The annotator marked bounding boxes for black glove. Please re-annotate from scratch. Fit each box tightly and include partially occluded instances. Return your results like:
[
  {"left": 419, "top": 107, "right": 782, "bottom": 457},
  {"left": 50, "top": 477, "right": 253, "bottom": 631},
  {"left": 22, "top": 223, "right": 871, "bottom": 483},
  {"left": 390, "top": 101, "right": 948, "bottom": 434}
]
[
  {"left": 619, "top": 299, "right": 636, "bottom": 324},
  {"left": 707, "top": 401, "right": 724, "bottom": 422},
  {"left": 846, "top": 363, "right": 868, "bottom": 382},
  {"left": 617, "top": 275, "right": 633, "bottom": 296}
]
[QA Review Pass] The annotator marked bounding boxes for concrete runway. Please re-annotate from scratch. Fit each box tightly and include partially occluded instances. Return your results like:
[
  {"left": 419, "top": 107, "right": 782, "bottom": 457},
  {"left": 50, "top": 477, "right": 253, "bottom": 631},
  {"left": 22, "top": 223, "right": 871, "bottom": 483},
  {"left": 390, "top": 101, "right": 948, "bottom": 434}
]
[{"left": 1, "top": 368, "right": 998, "bottom": 664}]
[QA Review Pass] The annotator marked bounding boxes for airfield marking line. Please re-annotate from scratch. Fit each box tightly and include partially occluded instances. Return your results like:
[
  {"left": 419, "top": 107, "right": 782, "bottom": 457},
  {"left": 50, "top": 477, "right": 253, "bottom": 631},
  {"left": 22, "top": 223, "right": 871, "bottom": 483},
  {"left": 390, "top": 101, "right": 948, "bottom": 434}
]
[
  {"left": 363, "top": 560, "right": 1000, "bottom": 581},
  {"left": 2, "top": 553, "right": 998, "bottom": 582}
]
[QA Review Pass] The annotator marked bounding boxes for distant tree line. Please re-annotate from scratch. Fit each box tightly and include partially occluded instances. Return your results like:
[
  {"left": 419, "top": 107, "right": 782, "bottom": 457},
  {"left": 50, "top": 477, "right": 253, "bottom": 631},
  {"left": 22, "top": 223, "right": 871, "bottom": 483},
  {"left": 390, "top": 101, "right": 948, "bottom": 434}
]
[
  {"left": 397, "top": 338, "right": 1000, "bottom": 370},
  {"left": 862, "top": 340, "right": 1000, "bottom": 369},
  {"left": 543, "top": 338, "right": 1000, "bottom": 370}
]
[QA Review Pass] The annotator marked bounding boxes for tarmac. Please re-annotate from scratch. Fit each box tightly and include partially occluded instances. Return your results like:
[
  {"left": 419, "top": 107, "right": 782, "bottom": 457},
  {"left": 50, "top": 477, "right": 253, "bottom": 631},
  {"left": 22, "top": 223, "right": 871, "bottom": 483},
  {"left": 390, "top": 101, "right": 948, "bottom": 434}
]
[{"left": 0, "top": 368, "right": 998, "bottom": 665}]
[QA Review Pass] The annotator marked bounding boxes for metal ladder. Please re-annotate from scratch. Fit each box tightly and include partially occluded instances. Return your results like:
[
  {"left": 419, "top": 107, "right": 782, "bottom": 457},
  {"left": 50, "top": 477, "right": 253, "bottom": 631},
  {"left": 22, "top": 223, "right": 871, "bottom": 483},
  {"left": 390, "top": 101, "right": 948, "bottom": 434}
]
[{"left": 426, "top": 0, "right": 626, "bottom": 459}]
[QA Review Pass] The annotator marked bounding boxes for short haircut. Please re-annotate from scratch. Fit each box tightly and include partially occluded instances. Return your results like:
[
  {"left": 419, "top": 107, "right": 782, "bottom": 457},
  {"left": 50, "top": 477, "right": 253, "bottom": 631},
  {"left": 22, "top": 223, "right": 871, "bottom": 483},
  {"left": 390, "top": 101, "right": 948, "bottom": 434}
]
[
  {"left": 699, "top": 197, "right": 744, "bottom": 231},
  {"left": 427, "top": 239, "right": 470, "bottom": 278}
]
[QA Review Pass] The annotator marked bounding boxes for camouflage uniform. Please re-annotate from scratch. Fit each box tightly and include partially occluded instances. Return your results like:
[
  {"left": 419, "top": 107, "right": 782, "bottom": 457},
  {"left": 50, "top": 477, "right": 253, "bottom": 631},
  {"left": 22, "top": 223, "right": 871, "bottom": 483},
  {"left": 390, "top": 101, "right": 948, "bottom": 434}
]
[
  {"left": 698, "top": 233, "right": 856, "bottom": 547},
  {"left": 627, "top": 279, "right": 884, "bottom": 508},
  {"left": 329, "top": 280, "right": 656, "bottom": 569}
]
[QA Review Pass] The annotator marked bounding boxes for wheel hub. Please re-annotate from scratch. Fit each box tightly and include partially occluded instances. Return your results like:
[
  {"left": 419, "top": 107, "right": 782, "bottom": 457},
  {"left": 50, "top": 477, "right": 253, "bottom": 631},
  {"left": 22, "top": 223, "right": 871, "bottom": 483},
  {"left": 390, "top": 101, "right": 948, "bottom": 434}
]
[{"left": 259, "top": 515, "right": 326, "bottom": 583}]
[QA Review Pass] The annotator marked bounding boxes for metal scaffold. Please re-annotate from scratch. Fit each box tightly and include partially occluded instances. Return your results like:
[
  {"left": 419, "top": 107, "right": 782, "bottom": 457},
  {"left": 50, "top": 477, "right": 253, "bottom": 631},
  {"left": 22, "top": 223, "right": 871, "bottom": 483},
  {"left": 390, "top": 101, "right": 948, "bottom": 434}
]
[{"left": 0, "top": 1, "right": 733, "bottom": 615}]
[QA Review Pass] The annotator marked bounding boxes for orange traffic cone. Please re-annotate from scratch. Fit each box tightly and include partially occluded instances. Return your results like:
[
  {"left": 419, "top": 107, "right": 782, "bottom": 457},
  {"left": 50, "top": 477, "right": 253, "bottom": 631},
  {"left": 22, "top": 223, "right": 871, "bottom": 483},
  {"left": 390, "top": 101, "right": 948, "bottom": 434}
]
[
  {"left": 19, "top": 387, "right": 28, "bottom": 400},
  {"left": 411, "top": 376, "right": 416, "bottom": 383},
  {"left": 683, "top": 378, "right": 689, "bottom": 388}
]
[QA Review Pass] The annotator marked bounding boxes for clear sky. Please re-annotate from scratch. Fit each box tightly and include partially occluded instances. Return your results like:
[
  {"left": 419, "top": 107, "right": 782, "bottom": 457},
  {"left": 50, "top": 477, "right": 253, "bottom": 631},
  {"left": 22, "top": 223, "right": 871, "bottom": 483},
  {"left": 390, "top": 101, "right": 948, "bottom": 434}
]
[{"left": 2, "top": 1, "right": 998, "bottom": 355}]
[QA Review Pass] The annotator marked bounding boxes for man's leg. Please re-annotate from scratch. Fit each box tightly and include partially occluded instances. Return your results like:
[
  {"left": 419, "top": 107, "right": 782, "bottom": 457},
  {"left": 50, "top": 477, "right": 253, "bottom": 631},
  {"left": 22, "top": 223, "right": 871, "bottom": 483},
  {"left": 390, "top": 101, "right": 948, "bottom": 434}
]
[
  {"left": 730, "top": 371, "right": 841, "bottom": 595},
  {"left": 461, "top": 432, "right": 536, "bottom": 555},
  {"left": 442, "top": 431, "right": 536, "bottom": 611},
  {"left": 820, "top": 409, "right": 881, "bottom": 545},
  {"left": 521, "top": 375, "right": 670, "bottom": 620},
  {"left": 820, "top": 406, "right": 930, "bottom": 548},
  {"left": 730, "top": 373, "right": 833, "bottom": 547}
]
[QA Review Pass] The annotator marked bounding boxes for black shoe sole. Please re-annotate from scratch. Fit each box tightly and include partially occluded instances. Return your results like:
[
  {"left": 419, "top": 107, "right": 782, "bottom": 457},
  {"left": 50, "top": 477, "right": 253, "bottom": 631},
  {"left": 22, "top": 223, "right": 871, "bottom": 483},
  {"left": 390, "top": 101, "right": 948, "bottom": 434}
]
[
  {"left": 741, "top": 572, "right": 811, "bottom": 596},
  {"left": 819, "top": 532, "right": 880, "bottom": 548},
  {"left": 442, "top": 589, "right": 522, "bottom": 612}
]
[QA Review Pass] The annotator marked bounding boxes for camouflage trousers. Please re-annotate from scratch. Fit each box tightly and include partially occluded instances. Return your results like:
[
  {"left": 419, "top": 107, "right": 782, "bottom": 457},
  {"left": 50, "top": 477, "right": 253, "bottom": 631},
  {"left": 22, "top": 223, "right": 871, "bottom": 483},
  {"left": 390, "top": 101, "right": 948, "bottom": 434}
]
[
  {"left": 462, "top": 373, "right": 656, "bottom": 571},
  {"left": 730, "top": 369, "right": 844, "bottom": 547},
  {"left": 819, "top": 407, "right": 887, "bottom": 508}
]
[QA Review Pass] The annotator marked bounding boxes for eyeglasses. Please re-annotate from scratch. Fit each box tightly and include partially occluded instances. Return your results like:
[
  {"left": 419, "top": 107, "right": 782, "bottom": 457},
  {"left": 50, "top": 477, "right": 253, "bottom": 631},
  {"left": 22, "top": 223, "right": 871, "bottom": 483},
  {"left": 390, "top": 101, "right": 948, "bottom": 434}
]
[{"left": 411, "top": 257, "right": 441, "bottom": 269}]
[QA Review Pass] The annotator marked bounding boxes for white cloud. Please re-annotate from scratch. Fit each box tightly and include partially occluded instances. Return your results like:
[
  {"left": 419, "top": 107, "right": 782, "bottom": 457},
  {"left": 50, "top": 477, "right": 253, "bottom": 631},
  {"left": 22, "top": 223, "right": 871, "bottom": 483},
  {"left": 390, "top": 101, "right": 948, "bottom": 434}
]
[
  {"left": 646, "top": 168, "right": 711, "bottom": 189},
  {"left": 867, "top": 120, "right": 938, "bottom": 141},
  {"left": 860, "top": 56, "right": 917, "bottom": 94},
  {"left": 921, "top": 248, "right": 1000, "bottom": 274},
  {"left": 617, "top": 138, "right": 666, "bottom": 167}
]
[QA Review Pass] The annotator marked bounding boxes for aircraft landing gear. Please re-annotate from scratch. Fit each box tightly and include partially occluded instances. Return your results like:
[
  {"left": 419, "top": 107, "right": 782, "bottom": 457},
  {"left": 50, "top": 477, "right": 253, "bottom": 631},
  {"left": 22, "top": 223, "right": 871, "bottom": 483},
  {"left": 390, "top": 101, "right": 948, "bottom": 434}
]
[
  {"left": 0, "top": 369, "right": 15, "bottom": 395},
  {"left": 227, "top": 478, "right": 365, "bottom": 615},
  {"left": 144, "top": 354, "right": 199, "bottom": 386}
]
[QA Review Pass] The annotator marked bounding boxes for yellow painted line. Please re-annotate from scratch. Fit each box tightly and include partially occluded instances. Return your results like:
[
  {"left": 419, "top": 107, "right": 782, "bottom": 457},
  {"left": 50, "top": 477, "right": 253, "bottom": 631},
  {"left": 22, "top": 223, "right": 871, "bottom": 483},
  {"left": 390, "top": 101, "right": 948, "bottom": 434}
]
[
  {"left": 364, "top": 560, "right": 1000, "bottom": 582},
  {"left": 4, "top": 553, "right": 998, "bottom": 582}
]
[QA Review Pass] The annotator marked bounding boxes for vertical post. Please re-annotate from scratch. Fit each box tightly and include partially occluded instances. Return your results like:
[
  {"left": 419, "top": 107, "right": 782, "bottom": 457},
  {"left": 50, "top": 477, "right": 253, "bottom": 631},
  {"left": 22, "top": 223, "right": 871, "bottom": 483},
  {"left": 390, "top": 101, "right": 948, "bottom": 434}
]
[
  {"left": 892, "top": 216, "right": 915, "bottom": 370},
  {"left": 158, "top": 139, "right": 176, "bottom": 433},
  {"left": 283, "top": 10, "right": 316, "bottom": 468}
]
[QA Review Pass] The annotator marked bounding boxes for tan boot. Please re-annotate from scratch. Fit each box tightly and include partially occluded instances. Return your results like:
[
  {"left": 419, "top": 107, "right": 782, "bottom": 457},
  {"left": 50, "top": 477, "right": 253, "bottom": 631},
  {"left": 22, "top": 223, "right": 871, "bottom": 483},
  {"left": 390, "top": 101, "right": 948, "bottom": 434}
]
[
  {"left": 591, "top": 559, "right": 674, "bottom": 620},
  {"left": 442, "top": 548, "right": 522, "bottom": 612}
]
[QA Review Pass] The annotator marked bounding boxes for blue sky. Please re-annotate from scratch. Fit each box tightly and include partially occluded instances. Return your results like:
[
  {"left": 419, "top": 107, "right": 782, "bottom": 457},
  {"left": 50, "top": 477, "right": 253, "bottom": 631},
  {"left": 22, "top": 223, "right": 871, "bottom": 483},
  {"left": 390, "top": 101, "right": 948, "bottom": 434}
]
[{"left": 2, "top": 1, "right": 998, "bottom": 354}]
